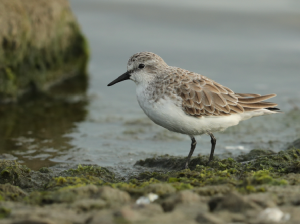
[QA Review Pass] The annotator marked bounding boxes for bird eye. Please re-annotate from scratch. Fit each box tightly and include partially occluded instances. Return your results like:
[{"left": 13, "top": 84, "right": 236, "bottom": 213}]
[{"left": 138, "top": 64, "right": 145, "bottom": 69}]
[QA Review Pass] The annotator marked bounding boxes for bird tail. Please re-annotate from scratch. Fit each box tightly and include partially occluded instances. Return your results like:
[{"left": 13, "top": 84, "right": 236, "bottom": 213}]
[{"left": 235, "top": 93, "right": 282, "bottom": 113}]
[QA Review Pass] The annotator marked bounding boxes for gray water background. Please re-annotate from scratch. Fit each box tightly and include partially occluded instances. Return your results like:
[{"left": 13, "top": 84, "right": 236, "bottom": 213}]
[{"left": 1, "top": 0, "right": 300, "bottom": 174}]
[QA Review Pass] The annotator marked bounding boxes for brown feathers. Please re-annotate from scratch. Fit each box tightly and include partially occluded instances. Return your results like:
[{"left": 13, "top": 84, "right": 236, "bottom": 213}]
[
  {"left": 171, "top": 71, "right": 278, "bottom": 117},
  {"left": 237, "top": 94, "right": 276, "bottom": 103}
]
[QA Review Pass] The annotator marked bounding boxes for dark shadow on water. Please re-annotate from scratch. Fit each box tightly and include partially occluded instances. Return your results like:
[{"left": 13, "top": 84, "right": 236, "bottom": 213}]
[{"left": 0, "top": 76, "right": 88, "bottom": 170}]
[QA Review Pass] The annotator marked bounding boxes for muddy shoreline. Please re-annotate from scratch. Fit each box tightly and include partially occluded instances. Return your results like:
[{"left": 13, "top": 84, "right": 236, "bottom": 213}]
[{"left": 1, "top": 145, "right": 300, "bottom": 223}]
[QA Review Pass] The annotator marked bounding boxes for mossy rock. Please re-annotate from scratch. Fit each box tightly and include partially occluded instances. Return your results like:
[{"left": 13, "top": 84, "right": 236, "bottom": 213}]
[
  {"left": 1, "top": 148, "right": 300, "bottom": 223},
  {"left": 0, "top": 148, "right": 300, "bottom": 208},
  {"left": 0, "top": 160, "right": 32, "bottom": 188},
  {"left": 0, "top": 0, "right": 89, "bottom": 102},
  {"left": 28, "top": 185, "right": 131, "bottom": 206},
  {"left": 0, "top": 183, "right": 27, "bottom": 202},
  {"left": 131, "top": 148, "right": 300, "bottom": 194},
  {"left": 236, "top": 149, "right": 275, "bottom": 162}
]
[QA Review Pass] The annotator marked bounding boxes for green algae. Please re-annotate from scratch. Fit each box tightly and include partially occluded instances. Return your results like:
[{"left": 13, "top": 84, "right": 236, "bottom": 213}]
[
  {"left": 46, "top": 176, "right": 104, "bottom": 191},
  {"left": 39, "top": 167, "right": 50, "bottom": 173},
  {"left": 1, "top": 144, "right": 300, "bottom": 223},
  {"left": 0, "top": 160, "right": 31, "bottom": 186},
  {"left": 0, "top": 147, "right": 300, "bottom": 208},
  {"left": 236, "top": 149, "right": 275, "bottom": 162},
  {"left": 39, "top": 165, "right": 118, "bottom": 192},
  {"left": 65, "top": 164, "right": 115, "bottom": 181},
  {"left": 131, "top": 148, "right": 298, "bottom": 195}
]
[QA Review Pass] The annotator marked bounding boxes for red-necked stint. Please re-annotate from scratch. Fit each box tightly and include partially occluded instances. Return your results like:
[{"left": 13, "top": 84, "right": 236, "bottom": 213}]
[{"left": 108, "top": 52, "right": 280, "bottom": 169}]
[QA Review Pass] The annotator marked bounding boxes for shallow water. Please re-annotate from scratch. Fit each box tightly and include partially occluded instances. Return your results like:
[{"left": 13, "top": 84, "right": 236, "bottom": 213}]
[{"left": 1, "top": 0, "right": 300, "bottom": 175}]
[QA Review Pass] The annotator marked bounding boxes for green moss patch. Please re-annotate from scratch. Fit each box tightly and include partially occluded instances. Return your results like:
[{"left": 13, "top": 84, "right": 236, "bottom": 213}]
[
  {"left": 0, "top": 160, "right": 31, "bottom": 187},
  {"left": 0, "top": 147, "right": 300, "bottom": 208}
]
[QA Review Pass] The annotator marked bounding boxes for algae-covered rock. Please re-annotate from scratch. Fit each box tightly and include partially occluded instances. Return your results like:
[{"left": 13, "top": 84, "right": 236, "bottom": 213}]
[
  {"left": 28, "top": 185, "right": 131, "bottom": 207},
  {"left": 0, "top": 184, "right": 27, "bottom": 202},
  {"left": 208, "top": 192, "right": 260, "bottom": 212},
  {"left": 0, "top": 160, "right": 33, "bottom": 188},
  {"left": 236, "top": 149, "right": 275, "bottom": 162},
  {"left": 2, "top": 148, "right": 300, "bottom": 223},
  {"left": 0, "top": 161, "right": 119, "bottom": 193},
  {"left": 0, "top": 0, "right": 88, "bottom": 103}
]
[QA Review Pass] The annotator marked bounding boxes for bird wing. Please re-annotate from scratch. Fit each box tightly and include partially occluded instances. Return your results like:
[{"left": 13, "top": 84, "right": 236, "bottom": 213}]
[{"left": 173, "top": 69, "right": 278, "bottom": 117}]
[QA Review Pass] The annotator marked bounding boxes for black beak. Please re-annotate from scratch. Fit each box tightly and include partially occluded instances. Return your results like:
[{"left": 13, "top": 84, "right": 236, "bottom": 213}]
[{"left": 107, "top": 71, "right": 131, "bottom": 86}]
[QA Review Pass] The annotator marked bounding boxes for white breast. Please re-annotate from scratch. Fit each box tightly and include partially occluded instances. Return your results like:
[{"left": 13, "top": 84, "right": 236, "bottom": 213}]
[{"left": 136, "top": 85, "right": 274, "bottom": 136}]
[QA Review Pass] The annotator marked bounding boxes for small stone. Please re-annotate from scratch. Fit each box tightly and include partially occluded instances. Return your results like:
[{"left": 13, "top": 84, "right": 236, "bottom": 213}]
[
  {"left": 0, "top": 183, "right": 28, "bottom": 198},
  {"left": 174, "top": 203, "right": 208, "bottom": 220},
  {"left": 244, "top": 193, "right": 277, "bottom": 208},
  {"left": 162, "top": 190, "right": 203, "bottom": 211},
  {"left": 11, "top": 218, "right": 56, "bottom": 224},
  {"left": 142, "top": 210, "right": 198, "bottom": 224},
  {"left": 132, "top": 203, "right": 164, "bottom": 216},
  {"left": 114, "top": 205, "right": 141, "bottom": 222},
  {"left": 136, "top": 193, "right": 159, "bottom": 205},
  {"left": 71, "top": 199, "right": 107, "bottom": 211},
  {"left": 89, "top": 210, "right": 114, "bottom": 224},
  {"left": 38, "top": 167, "right": 50, "bottom": 173},
  {"left": 258, "top": 207, "right": 290, "bottom": 222},
  {"left": 281, "top": 206, "right": 300, "bottom": 223},
  {"left": 112, "top": 204, "right": 164, "bottom": 223},
  {"left": 209, "top": 192, "right": 260, "bottom": 212},
  {"left": 98, "top": 186, "right": 131, "bottom": 205},
  {"left": 216, "top": 211, "right": 246, "bottom": 223},
  {"left": 9, "top": 206, "right": 87, "bottom": 224},
  {"left": 196, "top": 212, "right": 224, "bottom": 224}
]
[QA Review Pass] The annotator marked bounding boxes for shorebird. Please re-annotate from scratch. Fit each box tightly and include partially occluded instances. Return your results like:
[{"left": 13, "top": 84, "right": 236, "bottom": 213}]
[{"left": 107, "top": 52, "right": 280, "bottom": 169}]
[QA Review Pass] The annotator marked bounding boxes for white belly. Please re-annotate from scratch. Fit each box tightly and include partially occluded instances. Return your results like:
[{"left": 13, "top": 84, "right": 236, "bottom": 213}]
[
  {"left": 137, "top": 96, "right": 240, "bottom": 136},
  {"left": 136, "top": 86, "right": 275, "bottom": 136}
]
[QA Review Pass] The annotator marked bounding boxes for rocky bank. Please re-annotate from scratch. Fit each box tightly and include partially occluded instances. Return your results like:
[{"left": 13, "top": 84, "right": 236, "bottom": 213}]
[
  {"left": 0, "top": 0, "right": 88, "bottom": 103},
  {"left": 1, "top": 145, "right": 300, "bottom": 223}
]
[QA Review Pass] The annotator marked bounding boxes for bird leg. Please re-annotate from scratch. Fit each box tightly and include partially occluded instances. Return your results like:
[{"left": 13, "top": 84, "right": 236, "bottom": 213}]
[
  {"left": 207, "top": 132, "right": 216, "bottom": 165},
  {"left": 185, "top": 136, "right": 197, "bottom": 169}
]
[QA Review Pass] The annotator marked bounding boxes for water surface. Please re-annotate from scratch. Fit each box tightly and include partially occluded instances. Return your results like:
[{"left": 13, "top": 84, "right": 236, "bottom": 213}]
[{"left": 1, "top": 0, "right": 300, "bottom": 175}]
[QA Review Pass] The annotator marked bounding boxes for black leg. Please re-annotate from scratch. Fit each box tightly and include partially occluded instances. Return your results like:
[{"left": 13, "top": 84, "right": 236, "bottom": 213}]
[
  {"left": 207, "top": 132, "right": 216, "bottom": 165},
  {"left": 185, "top": 136, "right": 197, "bottom": 169}
]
